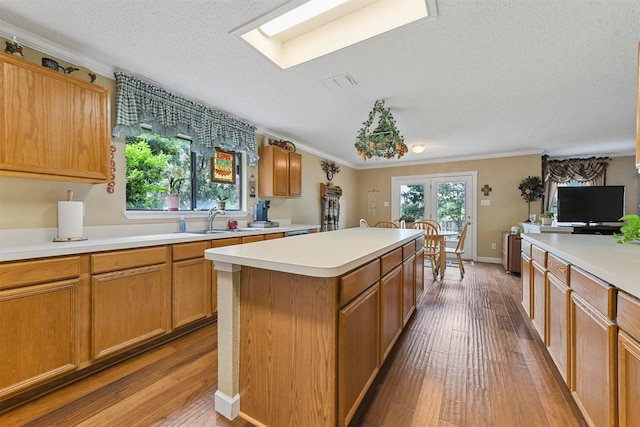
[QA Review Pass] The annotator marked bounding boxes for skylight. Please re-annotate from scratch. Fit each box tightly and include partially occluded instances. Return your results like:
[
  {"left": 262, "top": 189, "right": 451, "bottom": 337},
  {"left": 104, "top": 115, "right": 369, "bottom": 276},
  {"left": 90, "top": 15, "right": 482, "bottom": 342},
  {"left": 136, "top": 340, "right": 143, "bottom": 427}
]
[
  {"left": 233, "top": 0, "right": 438, "bottom": 70},
  {"left": 259, "top": 0, "right": 349, "bottom": 37}
]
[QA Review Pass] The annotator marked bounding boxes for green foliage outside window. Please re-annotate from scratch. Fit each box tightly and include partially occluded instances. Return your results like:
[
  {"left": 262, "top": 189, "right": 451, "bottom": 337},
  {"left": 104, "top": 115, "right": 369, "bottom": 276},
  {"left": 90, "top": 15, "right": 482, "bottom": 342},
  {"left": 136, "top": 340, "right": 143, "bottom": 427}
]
[{"left": 125, "top": 131, "right": 240, "bottom": 211}]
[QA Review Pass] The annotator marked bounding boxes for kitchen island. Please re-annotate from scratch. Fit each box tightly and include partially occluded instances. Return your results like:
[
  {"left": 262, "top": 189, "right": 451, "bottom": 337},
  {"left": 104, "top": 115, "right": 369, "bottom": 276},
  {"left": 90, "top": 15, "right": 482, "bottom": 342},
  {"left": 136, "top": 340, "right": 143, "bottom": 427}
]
[{"left": 204, "top": 227, "right": 425, "bottom": 427}]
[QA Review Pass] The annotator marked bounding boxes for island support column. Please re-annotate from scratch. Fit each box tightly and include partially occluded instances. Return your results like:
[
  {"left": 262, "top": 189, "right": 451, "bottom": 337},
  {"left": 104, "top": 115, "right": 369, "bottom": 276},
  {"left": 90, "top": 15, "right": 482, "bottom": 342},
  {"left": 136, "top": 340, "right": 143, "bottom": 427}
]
[{"left": 213, "top": 261, "right": 242, "bottom": 420}]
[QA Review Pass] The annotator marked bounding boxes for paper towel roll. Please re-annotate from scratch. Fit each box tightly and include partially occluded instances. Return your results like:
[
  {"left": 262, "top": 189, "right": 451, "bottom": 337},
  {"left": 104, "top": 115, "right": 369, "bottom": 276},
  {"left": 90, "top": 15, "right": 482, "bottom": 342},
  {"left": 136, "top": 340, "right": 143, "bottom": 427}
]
[{"left": 58, "top": 201, "right": 84, "bottom": 239}]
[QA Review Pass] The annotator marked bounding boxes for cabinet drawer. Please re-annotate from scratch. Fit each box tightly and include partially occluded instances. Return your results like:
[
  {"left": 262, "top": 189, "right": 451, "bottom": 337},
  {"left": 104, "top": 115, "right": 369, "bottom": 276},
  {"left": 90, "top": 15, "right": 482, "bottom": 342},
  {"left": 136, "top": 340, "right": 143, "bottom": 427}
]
[
  {"left": 0, "top": 256, "right": 82, "bottom": 290},
  {"left": 521, "top": 239, "right": 532, "bottom": 257},
  {"left": 172, "top": 241, "right": 209, "bottom": 261},
  {"left": 91, "top": 246, "right": 167, "bottom": 274},
  {"left": 242, "top": 235, "right": 264, "bottom": 244},
  {"left": 530, "top": 245, "right": 547, "bottom": 267},
  {"left": 571, "top": 267, "right": 615, "bottom": 319},
  {"left": 414, "top": 236, "right": 425, "bottom": 250},
  {"left": 265, "top": 232, "right": 284, "bottom": 240},
  {"left": 402, "top": 240, "right": 416, "bottom": 260},
  {"left": 618, "top": 291, "right": 640, "bottom": 341},
  {"left": 381, "top": 248, "right": 402, "bottom": 276},
  {"left": 547, "top": 253, "right": 570, "bottom": 284},
  {"left": 340, "top": 259, "right": 380, "bottom": 307},
  {"left": 211, "top": 237, "right": 242, "bottom": 247}
]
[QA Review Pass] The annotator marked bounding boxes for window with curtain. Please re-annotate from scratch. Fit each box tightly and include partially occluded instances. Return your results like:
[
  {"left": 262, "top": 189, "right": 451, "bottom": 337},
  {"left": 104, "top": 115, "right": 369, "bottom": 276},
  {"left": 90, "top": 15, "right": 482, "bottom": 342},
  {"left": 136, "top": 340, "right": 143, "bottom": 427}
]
[
  {"left": 542, "top": 155, "right": 610, "bottom": 212},
  {"left": 112, "top": 72, "right": 256, "bottom": 212}
]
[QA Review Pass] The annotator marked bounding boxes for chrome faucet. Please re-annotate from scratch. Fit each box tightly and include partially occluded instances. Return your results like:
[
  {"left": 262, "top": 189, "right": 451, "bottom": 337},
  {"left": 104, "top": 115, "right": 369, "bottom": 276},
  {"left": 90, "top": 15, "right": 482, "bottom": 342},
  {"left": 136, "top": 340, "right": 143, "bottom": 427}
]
[{"left": 207, "top": 208, "right": 226, "bottom": 230}]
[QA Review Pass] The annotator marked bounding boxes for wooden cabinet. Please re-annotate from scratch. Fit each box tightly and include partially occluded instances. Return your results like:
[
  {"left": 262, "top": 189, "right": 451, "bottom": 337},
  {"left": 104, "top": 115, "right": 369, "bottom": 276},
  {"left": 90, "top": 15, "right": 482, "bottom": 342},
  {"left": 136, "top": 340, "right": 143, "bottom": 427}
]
[
  {"left": 338, "top": 283, "right": 380, "bottom": 427},
  {"left": 570, "top": 267, "right": 617, "bottom": 427},
  {"left": 172, "top": 241, "right": 211, "bottom": 329},
  {"left": 502, "top": 231, "right": 521, "bottom": 274},
  {"left": 0, "top": 52, "right": 110, "bottom": 183},
  {"left": 91, "top": 247, "right": 171, "bottom": 360},
  {"left": 402, "top": 253, "right": 416, "bottom": 326},
  {"left": 0, "top": 256, "right": 87, "bottom": 400},
  {"left": 531, "top": 256, "right": 547, "bottom": 343},
  {"left": 617, "top": 291, "right": 640, "bottom": 427},
  {"left": 380, "top": 265, "right": 402, "bottom": 362},
  {"left": 415, "top": 247, "right": 425, "bottom": 301},
  {"left": 258, "top": 145, "right": 302, "bottom": 197},
  {"left": 521, "top": 253, "right": 532, "bottom": 318},
  {"left": 547, "top": 273, "right": 571, "bottom": 384}
]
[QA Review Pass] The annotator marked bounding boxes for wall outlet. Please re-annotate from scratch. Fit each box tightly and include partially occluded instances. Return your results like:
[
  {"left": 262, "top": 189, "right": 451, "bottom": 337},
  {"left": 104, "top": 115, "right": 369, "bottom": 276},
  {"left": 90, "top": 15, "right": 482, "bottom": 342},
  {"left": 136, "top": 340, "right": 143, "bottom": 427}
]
[{"left": 491, "top": 243, "right": 497, "bottom": 250}]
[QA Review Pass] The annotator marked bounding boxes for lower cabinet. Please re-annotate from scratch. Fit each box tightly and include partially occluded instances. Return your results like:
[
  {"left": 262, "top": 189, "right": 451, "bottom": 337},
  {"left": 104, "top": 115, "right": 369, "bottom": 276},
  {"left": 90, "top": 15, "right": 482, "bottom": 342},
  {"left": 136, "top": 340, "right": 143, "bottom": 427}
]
[
  {"left": 414, "top": 247, "right": 425, "bottom": 301},
  {"left": 618, "top": 331, "right": 640, "bottom": 427},
  {"left": 338, "top": 283, "right": 380, "bottom": 427},
  {"left": 172, "top": 241, "right": 211, "bottom": 329},
  {"left": 91, "top": 247, "right": 171, "bottom": 360},
  {"left": 570, "top": 293, "right": 617, "bottom": 427},
  {"left": 402, "top": 253, "right": 416, "bottom": 326},
  {"left": 380, "top": 265, "right": 402, "bottom": 361},
  {"left": 547, "top": 273, "right": 571, "bottom": 384},
  {"left": 617, "top": 291, "right": 640, "bottom": 427},
  {"left": 0, "top": 256, "right": 86, "bottom": 400},
  {"left": 531, "top": 260, "right": 547, "bottom": 342},
  {"left": 521, "top": 253, "right": 532, "bottom": 317}
]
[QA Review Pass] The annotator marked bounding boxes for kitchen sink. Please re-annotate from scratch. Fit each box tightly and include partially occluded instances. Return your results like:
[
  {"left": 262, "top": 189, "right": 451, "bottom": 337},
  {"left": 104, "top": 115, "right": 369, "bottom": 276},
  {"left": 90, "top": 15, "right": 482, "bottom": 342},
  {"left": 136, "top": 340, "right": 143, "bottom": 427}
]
[{"left": 187, "top": 230, "right": 231, "bottom": 234}]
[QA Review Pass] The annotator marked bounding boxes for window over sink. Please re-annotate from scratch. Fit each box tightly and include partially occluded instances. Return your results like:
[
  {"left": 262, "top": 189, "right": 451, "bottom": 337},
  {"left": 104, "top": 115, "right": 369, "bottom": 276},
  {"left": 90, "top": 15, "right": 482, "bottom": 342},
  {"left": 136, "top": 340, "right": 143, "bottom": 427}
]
[{"left": 125, "top": 130, "right": 242, "bottom": 212}]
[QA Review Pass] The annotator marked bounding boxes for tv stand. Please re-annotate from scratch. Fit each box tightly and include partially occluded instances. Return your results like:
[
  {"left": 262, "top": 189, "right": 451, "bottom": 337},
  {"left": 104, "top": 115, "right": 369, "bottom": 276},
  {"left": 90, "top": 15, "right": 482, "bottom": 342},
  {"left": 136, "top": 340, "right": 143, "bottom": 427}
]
[{"left": 572, "top": 225, "right": 621, "bottom": 235}]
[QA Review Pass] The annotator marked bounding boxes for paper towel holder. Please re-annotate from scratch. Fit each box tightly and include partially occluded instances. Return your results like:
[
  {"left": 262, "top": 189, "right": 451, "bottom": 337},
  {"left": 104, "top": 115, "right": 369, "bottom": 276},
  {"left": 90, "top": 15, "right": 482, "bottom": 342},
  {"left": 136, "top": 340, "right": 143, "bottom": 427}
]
[{"left": 53, "top": 190, "right": 88, "bottom": 242}]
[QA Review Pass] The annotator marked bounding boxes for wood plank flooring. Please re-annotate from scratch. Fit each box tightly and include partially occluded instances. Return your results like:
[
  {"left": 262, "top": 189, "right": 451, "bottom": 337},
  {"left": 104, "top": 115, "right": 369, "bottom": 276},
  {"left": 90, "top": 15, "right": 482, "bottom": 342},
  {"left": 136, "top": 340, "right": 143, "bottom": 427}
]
[{"left": 0, "top": 262, "right": 586, "bottom": 427}]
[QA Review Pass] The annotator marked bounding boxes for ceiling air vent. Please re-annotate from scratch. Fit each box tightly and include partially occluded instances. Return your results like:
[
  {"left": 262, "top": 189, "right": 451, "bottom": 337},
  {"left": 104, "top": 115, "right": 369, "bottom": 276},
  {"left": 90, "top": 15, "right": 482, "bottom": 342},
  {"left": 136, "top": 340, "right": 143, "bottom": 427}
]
[{"left": 321, "top": 73, "right": 358, "bottom": 90}]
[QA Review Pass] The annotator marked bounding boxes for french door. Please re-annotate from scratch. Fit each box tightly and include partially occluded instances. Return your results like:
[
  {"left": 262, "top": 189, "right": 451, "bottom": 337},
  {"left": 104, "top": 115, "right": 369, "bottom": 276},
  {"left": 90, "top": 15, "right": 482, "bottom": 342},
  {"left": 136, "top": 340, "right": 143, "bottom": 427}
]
[{"left": 391, "top": 172, "right": 476, "bottom": 261}]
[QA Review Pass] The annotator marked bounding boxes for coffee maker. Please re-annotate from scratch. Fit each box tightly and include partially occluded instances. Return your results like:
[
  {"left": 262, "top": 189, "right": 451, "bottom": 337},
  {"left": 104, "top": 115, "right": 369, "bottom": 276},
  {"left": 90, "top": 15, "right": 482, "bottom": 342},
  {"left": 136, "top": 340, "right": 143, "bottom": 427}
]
[
  {"left": 255, "top": 200, "right": 270, "bottom": 222},
  {"left": 251, "top": 200, "right": 277, "bottom": 227}
]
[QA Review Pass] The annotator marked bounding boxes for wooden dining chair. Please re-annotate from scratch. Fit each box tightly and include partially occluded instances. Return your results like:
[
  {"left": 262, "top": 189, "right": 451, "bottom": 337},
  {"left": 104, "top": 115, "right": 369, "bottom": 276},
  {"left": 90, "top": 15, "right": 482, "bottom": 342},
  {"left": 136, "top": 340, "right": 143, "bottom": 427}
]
[
  {"left": 374, "top": 220, "right": 398, "bottom": 228},
  {"left": 422, "top": 218, "right": 441, "bottom": 231},
  {"left": 444, "top": 221, "right": 470, "bottom": 278},
  {"left": 359, "top": 218, "right": 369, "bottom": 228},
  {"left": 412, "top": 221, "right": 440, "bottom": 279}
]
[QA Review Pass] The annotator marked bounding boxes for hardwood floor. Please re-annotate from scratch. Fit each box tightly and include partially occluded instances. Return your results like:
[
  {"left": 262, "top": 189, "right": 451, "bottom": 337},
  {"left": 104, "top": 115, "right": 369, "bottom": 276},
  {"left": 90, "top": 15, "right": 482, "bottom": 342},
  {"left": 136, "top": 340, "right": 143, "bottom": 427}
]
[{"left": 0, "top": 262, "right": 585, "bottom": 427}]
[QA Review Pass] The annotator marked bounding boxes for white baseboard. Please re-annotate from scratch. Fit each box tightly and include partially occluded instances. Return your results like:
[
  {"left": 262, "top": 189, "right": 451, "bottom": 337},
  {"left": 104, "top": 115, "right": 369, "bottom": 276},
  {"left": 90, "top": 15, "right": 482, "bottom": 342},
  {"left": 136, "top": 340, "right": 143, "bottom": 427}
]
[{"left": 215, "top": 390, "right": 240, "bottom": 420}]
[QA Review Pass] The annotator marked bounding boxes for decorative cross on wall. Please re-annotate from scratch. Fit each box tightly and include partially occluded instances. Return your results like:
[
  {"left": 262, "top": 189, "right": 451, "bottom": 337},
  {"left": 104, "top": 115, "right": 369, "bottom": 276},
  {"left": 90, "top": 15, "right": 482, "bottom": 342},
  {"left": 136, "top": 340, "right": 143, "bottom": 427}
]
[{"left": 481, "top": 184, "right": 492, "bottom": 196}]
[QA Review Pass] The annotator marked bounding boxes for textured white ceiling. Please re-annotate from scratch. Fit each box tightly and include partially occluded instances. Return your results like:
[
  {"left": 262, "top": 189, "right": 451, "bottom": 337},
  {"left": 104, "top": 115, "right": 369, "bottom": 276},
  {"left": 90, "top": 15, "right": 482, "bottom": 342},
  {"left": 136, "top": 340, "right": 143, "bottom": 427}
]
[{"left": 1, "top": 0, "right": 639, "bottom": 169}]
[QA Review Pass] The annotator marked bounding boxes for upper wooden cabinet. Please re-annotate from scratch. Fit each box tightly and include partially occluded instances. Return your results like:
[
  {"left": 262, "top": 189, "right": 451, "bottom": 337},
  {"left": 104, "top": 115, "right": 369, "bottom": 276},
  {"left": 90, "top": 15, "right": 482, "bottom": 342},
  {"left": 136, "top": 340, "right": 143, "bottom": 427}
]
[
  {"left": 0, "top": 53, "right": 111, "bottom": 183},
  {"left": 258, "top": 145, "right": 302, "bottom": 197}
]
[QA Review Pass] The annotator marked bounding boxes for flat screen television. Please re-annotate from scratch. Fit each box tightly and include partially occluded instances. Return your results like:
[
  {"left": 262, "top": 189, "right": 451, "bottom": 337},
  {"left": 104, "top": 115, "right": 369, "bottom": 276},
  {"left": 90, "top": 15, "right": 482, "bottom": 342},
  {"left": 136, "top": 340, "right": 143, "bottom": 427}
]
[{"left": 557, "top": 186, "right": 625, "bottom": 224}]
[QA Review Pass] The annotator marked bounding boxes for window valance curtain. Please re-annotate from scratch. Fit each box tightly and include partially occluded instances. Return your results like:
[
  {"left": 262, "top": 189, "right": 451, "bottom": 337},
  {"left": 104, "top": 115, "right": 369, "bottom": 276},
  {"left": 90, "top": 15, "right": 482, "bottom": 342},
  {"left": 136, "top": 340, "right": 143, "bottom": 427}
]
[
  {"left": 542, "top": 155, "right": 610, "bottom": 211},
  {"left": 112, "top": 72, "right": 258, "bottom": 165}
]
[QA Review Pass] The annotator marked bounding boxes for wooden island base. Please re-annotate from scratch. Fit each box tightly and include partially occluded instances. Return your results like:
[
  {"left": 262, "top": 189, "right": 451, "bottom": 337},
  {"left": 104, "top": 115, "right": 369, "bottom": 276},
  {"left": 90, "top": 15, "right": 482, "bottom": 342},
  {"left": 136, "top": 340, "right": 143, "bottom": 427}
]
[{"left": 206, "top": 228, "right": 425, "bottom": 427}]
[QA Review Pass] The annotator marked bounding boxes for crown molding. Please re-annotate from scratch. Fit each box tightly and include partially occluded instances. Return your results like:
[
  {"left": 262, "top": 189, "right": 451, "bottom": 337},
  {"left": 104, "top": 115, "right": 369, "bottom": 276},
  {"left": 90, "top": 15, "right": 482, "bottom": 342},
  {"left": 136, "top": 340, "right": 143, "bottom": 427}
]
[{"left": 0, "top": 20, "right": 114, "bottom": 78}]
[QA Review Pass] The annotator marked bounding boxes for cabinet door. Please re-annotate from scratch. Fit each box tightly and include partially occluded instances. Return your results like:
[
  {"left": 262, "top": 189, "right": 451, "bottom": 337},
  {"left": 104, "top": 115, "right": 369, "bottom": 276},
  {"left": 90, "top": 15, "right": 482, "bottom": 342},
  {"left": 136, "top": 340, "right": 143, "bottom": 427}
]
[
  {"left": 571, "top": 293, "right": 617, "bottom": 427},
  {"left": 618, "top": 331, "right": 640, "bottom": 427},
  {"left": 339, "top": 283, "right": 380, "bottom": 427},
  {"left": 414, "top": 248, "right": 425, "bottom": 301},
  {"left": 92, "top": 264, "right": 170, "bottom": 360},
  {"left": 272, "top": 147, "right": 290, "bottom": 196},
  {"left": 172, "top": 258, "right": 210, "bottom": 329},
  {"left": 531, "top": 261, "right": 546, "bottom": 343},
  {"left": 1, "top": 53, "right": 110, "bottom": 182},
  {"left": 0, "top": 281, "right": 79, "bottom": 400},
  {"left": 288, "top": 151, "right": 302, "bottom": 197},
  {"left": 380, "top": 265, "right": 402, "bottom": 362},
  {"left": 521, "top": 254, "right": 532, "bottom": 318},
  {"left": 402, "top": 253, "right": 416, "bottom": 326},
  {"left": 547, "top": 274, "right": 571, "bottom": 384}
]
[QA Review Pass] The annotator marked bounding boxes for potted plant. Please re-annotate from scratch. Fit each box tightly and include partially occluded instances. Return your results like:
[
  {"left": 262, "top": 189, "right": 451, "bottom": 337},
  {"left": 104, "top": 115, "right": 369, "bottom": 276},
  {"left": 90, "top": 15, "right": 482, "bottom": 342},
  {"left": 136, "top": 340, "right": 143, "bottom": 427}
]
[
  {"left": 164, "top": 166, "right": 185, "bottom": 211},
  {"left": 540, "top": 211, "right": 555, "bottom": 226},
  {"left": 216, "top": 194, "right": 228, "bottom": 211},
  {"left": 613, "top": 214, "right": 640, "bottom": 244},
  {"left": 518, "top": 176, "right": 544, "bottom": 222}
]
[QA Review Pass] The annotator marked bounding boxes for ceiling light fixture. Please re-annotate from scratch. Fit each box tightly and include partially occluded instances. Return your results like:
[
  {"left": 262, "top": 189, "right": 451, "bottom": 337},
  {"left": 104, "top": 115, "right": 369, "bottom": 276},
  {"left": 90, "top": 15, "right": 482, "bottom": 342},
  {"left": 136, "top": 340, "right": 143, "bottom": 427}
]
[
  {"left": 355, "top": 99, "right": 408, "bottom": 160},
  {"left": 259, "top": 0, "right": 349, "bottom": 37},
  {"left": 411, "top": 144, "right": 426, "bottom": 154}
]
